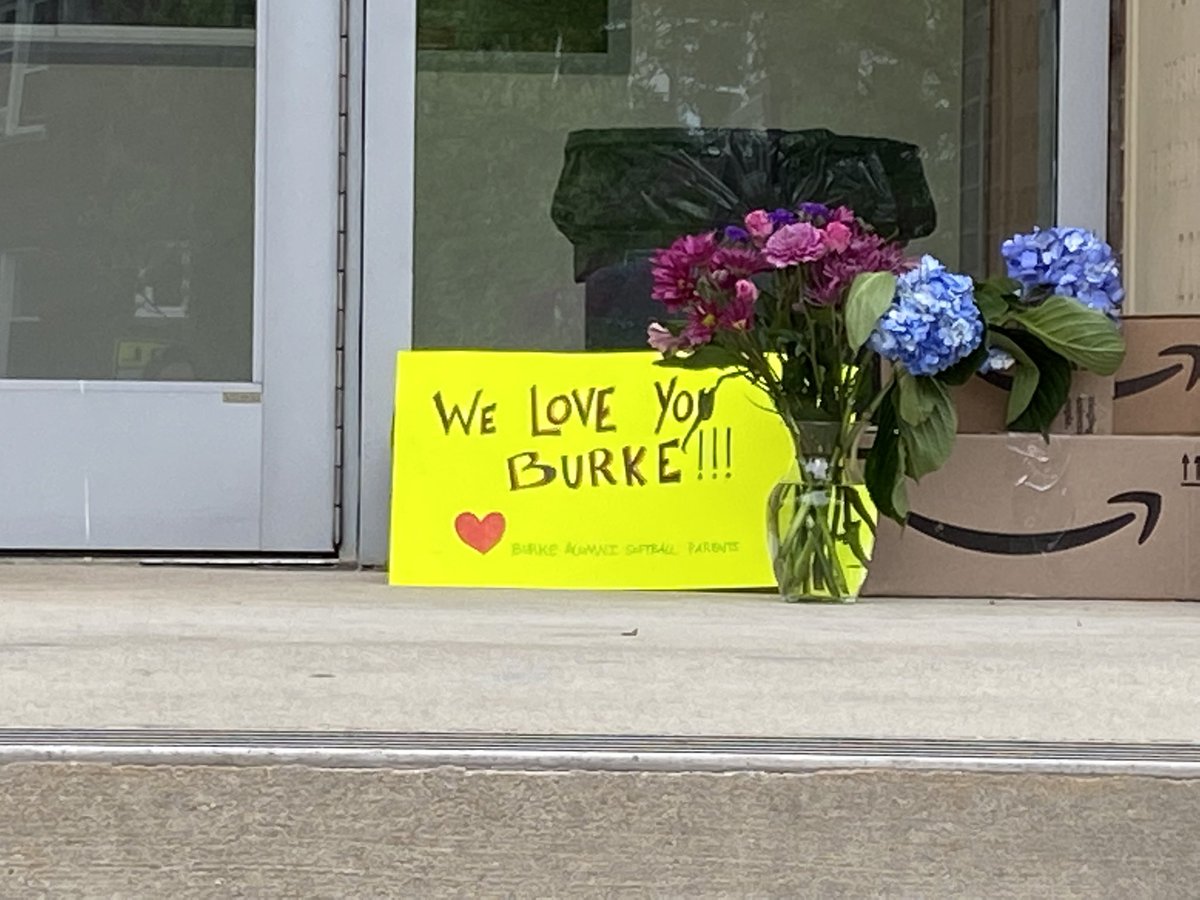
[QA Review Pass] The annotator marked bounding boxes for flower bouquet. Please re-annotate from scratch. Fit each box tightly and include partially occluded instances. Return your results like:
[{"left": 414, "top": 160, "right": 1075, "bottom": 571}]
[{"left": 648, "top": 207, "right": 1126, "bottom": 602}]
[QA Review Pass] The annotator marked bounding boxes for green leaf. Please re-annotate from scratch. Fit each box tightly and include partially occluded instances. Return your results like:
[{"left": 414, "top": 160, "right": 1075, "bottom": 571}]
[
  {"left": 989, "top": 332, "right": 1040, "bottom": 423},
  {"left": 899, "top": 378, "right": 956, "bottom": 480},
  {"left": 975, "top": 291, "right": 1010, "bottom": 323},
  {"left": 936, "top": 342, "right": 989, "bottom": 387},
  {"left": 653, "top": 344, "right": 741, "bottom": 371},
  {"left": 896, "top": 370, "right": 937, "bottom": 426},
  {"left": 844, "top": 271, "right": 898, "bottom": 351},
  {"left": 1006, "top": 296, "right": 1126, "bottom": 375},
  {"left": 973, "top": 277, "right": 1020, "bottom": 323},
  {"left": 978, "top": 275, "right": 1022, "bottom": 297},
  {"left": 1000, "top": 330, "right": 1074, "bottom": 435},
  {"left": 864, "top": 388, "right": 910, "bottom": 524}
]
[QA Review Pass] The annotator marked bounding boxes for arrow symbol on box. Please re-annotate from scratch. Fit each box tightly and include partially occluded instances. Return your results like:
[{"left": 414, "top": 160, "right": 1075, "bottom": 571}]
[
  {"left": 1114, "top": 345, "right": 1200, "bottom": 399},
  {"left": 906, "top": 492, "right": 1162, "bottom": 556}
]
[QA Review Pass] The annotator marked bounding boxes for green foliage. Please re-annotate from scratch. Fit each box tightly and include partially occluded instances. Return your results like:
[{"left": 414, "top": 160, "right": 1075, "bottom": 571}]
[
  {"left": 864, "top": 387, "right": 909, "bottom": 525},
  {"left": 996, "top": 329, "right": 1074, "bottom": 435},
  {"left": 899, "top": 378, "right": 956, "bottom": 480},
  {"left": 844, "top": 272, "right": 898, "bottom": 351},
  {"left": 1003, "top": 296, "right": 1125, "bottom": 375}
]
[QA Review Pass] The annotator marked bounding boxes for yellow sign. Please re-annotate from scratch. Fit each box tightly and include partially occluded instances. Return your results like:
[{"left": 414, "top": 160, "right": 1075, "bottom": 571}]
[{"left": 389, "top": 351, "right": 794, "bottom": 589}]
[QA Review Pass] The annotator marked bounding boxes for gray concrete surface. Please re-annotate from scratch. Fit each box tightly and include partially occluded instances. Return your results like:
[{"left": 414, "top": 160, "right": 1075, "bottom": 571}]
[
  {"left": 1, "top": 563, "right": 1198, "bottom": 741},
  {"left": 3, "top": 763, "right": 1199, "bottom": 898}
]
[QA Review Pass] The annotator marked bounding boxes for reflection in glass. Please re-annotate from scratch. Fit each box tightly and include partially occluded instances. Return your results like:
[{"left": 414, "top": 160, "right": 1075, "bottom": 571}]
[
  {"left": 0, "top": 0, "right": 256, "bottom": 380},
  {"left": 413, "top": 0, "right": 1058, "bottom": 351}
]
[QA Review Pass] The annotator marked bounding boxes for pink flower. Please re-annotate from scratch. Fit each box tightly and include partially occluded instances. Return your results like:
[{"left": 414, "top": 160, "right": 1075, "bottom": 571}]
[
  {"left": 823, "top": 221, "right": 853, "bottom": 253},
  {"left": 764, "top": 222, "right": 828, "bottom": 268},
  {"left": 734, "top": 279, "right": 759, "bottom": 304},
  {"left": 744, "top": 209, "right": 774, "bottom": 243},
  {"left": 647, "top": 322, "right": 690, "bottom": 354}
]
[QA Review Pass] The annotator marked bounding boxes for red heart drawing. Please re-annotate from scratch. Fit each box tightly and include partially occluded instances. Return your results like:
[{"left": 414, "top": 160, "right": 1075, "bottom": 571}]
[{"left": 455, "top": 512, "right": 506, "bottom": 555}]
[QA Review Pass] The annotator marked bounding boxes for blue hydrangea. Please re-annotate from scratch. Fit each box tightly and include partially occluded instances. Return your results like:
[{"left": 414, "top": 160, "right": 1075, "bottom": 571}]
[
  {"left": 869, "top": 256, "right": 984, "bottom": 377},
  {"left": 1001, "top": 227, "right": 1125, "bottom": 318},
  {"left": 980, "top": 347, "right": 1016, "bottom": 373}
]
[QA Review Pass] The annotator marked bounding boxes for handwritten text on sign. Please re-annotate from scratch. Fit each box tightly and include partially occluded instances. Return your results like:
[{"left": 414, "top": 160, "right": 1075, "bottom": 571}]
[{"left": 389, "top": 351, "right": 792, "bottom": 590}]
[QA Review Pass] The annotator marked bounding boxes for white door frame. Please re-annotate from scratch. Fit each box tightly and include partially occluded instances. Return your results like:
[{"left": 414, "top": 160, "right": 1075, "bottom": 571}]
[{"left": 353, "top": 0, "right": 1113, "bottom": 565}]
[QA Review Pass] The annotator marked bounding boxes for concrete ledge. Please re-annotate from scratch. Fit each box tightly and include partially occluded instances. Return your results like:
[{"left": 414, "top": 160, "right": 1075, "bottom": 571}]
[
  {"left": 2, "top": 563, "right": 1199, "bottom": 741},
  {"left": 4, "top": 763, "right": 1198, "bottom": 897}
]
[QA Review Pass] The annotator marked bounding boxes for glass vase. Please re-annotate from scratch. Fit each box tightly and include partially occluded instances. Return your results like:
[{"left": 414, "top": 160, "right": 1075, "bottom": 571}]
[{"left": 766, "top": 424, "right": 877, "bottom": 603}]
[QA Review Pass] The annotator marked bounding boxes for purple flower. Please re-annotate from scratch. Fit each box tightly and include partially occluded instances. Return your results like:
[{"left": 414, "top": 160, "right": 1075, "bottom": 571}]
[
  {"left": 800, "top": 202, "right": 831, "bottom": 220},
  {"left": 765, "top": 222, "right": 828, "bottom": 268},
  {"left": 768, "top": 208, "right": 799, "bottom": 227},
  {"left": 724, "top": 225, "right": 752, "bottom": 243},
  {"left": 1001, "top": 227, "right": 1124, "bottom": 318}
]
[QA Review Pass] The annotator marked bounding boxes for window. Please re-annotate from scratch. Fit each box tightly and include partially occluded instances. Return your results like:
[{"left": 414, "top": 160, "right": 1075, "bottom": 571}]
[{"left": 411, "top": 1, "right": 1058, "bottom": 350}]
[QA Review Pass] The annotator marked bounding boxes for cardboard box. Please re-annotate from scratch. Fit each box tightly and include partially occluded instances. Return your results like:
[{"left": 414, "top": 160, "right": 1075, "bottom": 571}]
[
  {"left": 864, "top": 434, "right": 1200, "bottom": 600},
  {"left": 1113, "top": 317, "right": 1200, "bottom": 434},
  {"left": 954, "top": 372, "right": 1113, "bottom": 435}
]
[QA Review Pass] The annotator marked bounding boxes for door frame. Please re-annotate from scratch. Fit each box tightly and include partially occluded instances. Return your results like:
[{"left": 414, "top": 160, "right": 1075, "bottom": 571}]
[
  {"left": 257, "top": 0, "right": 342, "bottom": 552},
  {"left": 351, "top": 0, "right": 1114, "bottom": 566}
]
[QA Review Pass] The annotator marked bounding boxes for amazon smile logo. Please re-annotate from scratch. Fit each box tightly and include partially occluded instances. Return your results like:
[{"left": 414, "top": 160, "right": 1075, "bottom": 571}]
[
  {"left": 979, "top": 345, "right": 1200, "bottom": 399},
  {"left": 907, "top": 491, "right": 1162, "bottom": 555}
]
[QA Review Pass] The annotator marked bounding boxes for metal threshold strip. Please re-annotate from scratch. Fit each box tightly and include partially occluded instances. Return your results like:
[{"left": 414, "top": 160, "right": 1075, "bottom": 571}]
[{"left": 2, "top": 731, "right": 1200, "bottom": 777}]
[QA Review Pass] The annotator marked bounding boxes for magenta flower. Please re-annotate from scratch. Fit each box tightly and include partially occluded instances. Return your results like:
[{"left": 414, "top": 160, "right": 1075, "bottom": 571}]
[
  {"left": 650, "top": 232, "right": 718, "bottom": 311},
  {"left": 681, "top": 305, "right": 719, "bottom": 346},
  {"left": 744, "top": 209, "right": 774, "bottom": 243},
  {"left": 828, "top": 206, "right": 857, "bottom": 226},
  {"left": 765, "top": 222, "right": 829, "bottom": 268},
  {"left": 808, "top": 228, "right": 909, "bottom": 305},
  {"left": 713, "top": 246, "right": 769, "bottom": 277},
  {"left": 720, "top": 279, "right": 759, "bottom": 330}
]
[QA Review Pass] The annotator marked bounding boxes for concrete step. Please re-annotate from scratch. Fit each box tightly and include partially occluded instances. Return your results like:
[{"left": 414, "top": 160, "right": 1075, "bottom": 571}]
[{"left": 3, "top": 731, "right": 1199, "bottom": 898}]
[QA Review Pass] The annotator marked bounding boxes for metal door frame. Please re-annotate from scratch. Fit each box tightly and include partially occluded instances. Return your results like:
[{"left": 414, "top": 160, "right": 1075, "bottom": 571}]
[{"left": 258, "top": 0, "right": 341, "bottom": 552}]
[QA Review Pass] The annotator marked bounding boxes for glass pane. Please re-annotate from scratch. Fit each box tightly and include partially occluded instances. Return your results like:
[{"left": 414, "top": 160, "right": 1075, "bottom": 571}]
[
  {"left": 412, "top": 0, "right": 1058, "bottom": 350},
  {"left": 0, "top": 0, "right": 256, "bottom": 381}
]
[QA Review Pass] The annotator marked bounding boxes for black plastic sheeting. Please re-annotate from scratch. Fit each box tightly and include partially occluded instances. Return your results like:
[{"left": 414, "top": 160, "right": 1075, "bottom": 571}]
[{"left": 549, "top": 127, "right": 937, "bottom": 349}]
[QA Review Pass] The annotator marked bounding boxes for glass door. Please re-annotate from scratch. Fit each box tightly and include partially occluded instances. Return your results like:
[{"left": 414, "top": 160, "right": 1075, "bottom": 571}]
[{"left": 0, "top": 0, "right": 340, "bottom": 551}]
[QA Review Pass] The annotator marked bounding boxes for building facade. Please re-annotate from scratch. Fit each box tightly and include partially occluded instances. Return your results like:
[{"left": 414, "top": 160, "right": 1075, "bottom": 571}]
[{"left": 0, "top": 0, "right": 1112, "bottom": 564}]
